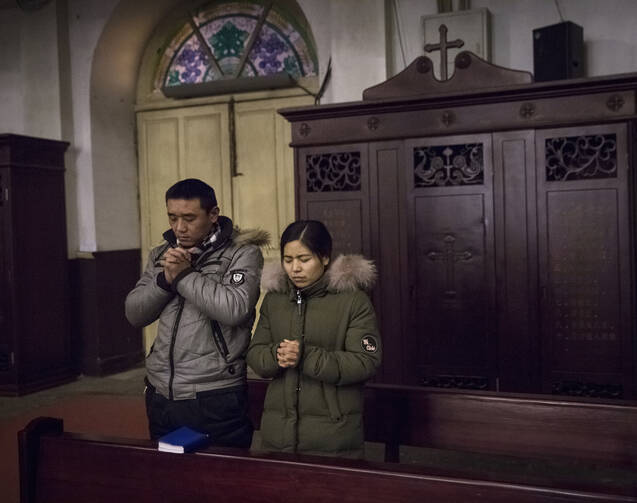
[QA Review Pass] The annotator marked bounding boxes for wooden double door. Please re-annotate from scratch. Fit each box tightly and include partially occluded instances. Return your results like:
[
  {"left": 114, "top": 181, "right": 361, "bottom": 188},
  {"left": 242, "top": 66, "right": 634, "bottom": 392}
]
[{"left": 296, "top": 122, "right": 635, "bottom": 398}]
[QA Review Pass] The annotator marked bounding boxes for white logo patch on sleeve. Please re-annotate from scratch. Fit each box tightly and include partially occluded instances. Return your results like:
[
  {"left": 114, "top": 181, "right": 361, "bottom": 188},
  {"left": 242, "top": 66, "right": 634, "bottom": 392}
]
[
  {"left": 231, "top": 272, "right": 245, "bottom": 285},
  {"left": 361, "top": 336, "right": 378, "bottom": 353}
]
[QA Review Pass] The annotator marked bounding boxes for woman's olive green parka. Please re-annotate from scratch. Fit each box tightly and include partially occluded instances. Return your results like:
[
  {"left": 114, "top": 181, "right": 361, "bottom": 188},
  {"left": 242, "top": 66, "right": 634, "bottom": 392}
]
[{"left": 246, "top": 254, "right": 381, "bottom": 458}]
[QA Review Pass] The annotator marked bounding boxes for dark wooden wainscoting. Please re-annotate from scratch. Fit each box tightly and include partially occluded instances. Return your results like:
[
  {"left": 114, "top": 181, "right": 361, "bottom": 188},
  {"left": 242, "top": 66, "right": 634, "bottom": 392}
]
[{"left": 69, "top": 249, "right": 143, "bottom": 376}]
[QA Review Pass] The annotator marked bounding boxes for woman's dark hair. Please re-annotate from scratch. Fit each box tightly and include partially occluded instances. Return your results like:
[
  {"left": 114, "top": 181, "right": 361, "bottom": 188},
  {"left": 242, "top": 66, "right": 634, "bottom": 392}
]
[
  {"left": 165, "top": 178, "right": 217, "bottom": 212},
  {"left": 280, "top": 220, "right": 332, "bottom": 262}
]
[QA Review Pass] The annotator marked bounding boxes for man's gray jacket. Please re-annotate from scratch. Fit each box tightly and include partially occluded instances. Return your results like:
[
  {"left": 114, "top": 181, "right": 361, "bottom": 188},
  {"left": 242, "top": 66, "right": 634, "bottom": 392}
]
[{"left": 125, "top": 216, "right": 268, "bottom": 400}]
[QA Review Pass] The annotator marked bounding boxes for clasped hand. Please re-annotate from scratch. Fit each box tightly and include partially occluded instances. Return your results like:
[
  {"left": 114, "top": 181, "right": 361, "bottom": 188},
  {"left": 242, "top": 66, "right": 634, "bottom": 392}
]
[
  {"left": 159, "top": 247, "right": 192, "bottom": 283},
  {"left": 277, "top": 339, "right": 300, "bottom": 368}
]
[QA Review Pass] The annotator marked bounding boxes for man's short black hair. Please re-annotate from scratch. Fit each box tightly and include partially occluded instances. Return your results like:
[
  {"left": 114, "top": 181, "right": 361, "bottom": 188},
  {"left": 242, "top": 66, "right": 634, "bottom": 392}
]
[{"left": 165, "top": 178, "right": 218, "bottom": 212}]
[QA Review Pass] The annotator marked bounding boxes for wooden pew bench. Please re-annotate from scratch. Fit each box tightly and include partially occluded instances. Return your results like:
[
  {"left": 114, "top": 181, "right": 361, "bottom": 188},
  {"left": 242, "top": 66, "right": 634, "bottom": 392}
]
[
  {"left": 18, "top": 416, "right": 637, "bottom": 503},
  {"left": 362, "top": 383, "right": 637, "bottom": 467},
  {"left": 248, "top": 379, "right": 637, "bottom": 497}
]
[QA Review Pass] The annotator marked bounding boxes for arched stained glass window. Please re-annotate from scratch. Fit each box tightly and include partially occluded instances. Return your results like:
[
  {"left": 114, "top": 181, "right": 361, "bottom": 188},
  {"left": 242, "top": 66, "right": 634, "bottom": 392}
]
[{"left": 155, "top": 0, "right": 318, "bottom": 92}]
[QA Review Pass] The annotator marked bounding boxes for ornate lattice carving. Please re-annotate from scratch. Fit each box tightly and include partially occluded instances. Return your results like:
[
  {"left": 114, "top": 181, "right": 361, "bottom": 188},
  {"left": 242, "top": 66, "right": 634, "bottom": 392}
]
[
  {"left": 414, "top": 143, "right": 484, "bottom": 187},
  {"left": 422, "top": 374, "right": 489, "bottom": 390},
  {"left": 552, "top": 380, "right": 623, "bottom": 399},
  {"left": 545, "top": 133, "right": 617, "bottom": 181},
  {"left": 306, "top": 152, "right": 361, "bottom": 192}
]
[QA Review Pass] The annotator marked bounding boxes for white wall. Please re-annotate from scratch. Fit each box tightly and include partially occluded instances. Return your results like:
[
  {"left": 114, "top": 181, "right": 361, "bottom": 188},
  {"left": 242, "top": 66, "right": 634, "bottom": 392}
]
[
  {"left": 0, "top": 3, "right": 62, "bottom": 138},
  {"left": 0, "top": 7, "right": 24, "bottom": 134},
  {"left": 299, "top": 0, "right": 387, "bottom": 104},
  {"left": 67, "top": 0, "right": 120, "bottom": 253},
  {"left": 388, "top": 0, "right": 637, "bottom": 78}
]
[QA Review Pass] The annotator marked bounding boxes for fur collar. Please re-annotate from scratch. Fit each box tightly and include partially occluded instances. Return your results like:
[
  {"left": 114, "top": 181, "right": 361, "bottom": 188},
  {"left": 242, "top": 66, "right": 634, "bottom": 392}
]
[
  {"left": 159, "top": 215, "right": 270, "bottom": 249},
  {"left": 232, "top": 227, "right": 271, "bottom": 248},
  {"left": 261, "top": 254, "right": 377, "bottom": 294}
]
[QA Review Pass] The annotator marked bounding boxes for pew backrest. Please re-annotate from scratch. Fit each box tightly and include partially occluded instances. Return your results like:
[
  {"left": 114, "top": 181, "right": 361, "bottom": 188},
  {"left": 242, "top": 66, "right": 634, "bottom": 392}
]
[
  {"left": 18, "top": 417, "right": 637, "bottom": 503},
  {"left": 363, "top": 383, "right": 637, "bottom": 467}
]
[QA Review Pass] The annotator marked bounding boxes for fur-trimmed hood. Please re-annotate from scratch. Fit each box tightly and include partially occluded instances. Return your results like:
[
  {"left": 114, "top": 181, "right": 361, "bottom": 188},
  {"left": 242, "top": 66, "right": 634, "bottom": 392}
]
[
  {"left": 261, "top": 254, "right": 376, "bottom": 294},
  {"left": 159, "top": 215, "right": 270, "bottom": 249},
  {"left": 232, "top": 226, "right": 270, "bottom": 248}
]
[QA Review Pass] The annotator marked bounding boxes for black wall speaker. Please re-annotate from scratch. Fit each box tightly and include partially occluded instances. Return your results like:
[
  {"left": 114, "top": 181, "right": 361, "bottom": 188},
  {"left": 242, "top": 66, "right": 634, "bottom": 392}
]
[{"left": 533, "top": 21, "right": 584, "bottom": 82}]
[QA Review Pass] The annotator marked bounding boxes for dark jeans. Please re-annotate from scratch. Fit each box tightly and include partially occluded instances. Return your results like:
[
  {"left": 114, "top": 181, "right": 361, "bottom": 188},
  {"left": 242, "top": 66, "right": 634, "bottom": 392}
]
[{"left": 145, "top": 379, "right": 253, "bottom": 448}]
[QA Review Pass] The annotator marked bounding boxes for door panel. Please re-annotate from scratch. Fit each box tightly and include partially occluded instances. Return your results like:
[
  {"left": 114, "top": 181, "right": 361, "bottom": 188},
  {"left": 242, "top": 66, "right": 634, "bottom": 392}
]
[
  {"left": 405, "top": 134, "right": 496, "bottom": 389},
  {"left": 297, "top": 143, "right": 371, "bottom": 258},
  {"left": 234, "top": 96, "right": 312, "bottom": 259},
  {"left": 536, "top": 123, "right": 633, "bottom": 398},
  {"left": 137, "top": 104, "right": 230, "bottom": 261}
]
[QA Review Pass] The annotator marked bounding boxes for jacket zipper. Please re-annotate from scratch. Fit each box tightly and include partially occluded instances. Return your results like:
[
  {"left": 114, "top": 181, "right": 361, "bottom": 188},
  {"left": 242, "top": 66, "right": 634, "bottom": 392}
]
[
  {"left": 168, "top": 297, "right": 185, "bottom": 400},
  {"left": 293, "top": 289, "right": 304, "bottom": 453},
  {"left": 166, "top": 242, "right": 231, "bottom": 399},
  {"left": 210, "top": 319, "right": 230, "bottom": 362}
]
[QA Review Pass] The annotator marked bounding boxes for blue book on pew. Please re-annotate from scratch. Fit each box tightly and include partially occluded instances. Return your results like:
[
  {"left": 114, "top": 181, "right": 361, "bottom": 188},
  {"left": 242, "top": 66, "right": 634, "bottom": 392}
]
[{"left": 157, "top": 426, "right": 210, "bottom": 453}]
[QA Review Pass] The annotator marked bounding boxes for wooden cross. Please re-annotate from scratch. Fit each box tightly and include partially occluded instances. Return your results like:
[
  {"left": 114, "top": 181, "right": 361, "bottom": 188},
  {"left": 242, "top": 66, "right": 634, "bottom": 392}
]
[
  {"left": 424, "top": 24, "right": 464, "bottom": 80},
  {"left": 426, "top": 234, "right": 472, "bottom": 297}
]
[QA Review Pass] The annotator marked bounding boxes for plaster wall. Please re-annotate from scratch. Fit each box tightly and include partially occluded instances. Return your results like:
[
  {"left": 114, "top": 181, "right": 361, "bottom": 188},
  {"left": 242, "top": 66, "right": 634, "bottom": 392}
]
[
  {"left": 21, "top": 2, "right": 62, "bottom": 139},
  {"left": 88, "top": 0, "right": 181, "bottom": 251},
  {"left": 297, "top": 0, "right": 387, "bottom": 104},
  {"left": 388, "top": 0, "right": 637, "bottom": 78},
  {"left": 0, "top": 4, "right": 62, "bottom": 138},
  {"left": 0, "top": 7, "right": 24, "bottom": 134},
  {"left": 67, "top": 0, "right": 120, "bottom": 252}
]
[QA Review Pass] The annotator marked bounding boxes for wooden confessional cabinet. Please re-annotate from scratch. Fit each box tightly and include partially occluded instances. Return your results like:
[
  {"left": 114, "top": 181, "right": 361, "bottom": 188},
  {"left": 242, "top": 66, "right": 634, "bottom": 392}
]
[{"left": 280, "top": 52, "right": 637, "bottom": 398}]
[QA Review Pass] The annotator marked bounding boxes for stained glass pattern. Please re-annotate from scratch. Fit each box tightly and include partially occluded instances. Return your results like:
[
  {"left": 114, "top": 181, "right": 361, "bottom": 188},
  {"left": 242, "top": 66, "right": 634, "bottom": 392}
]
[{"left": 156, "top": 2, "right": 317, "bottom": 90}]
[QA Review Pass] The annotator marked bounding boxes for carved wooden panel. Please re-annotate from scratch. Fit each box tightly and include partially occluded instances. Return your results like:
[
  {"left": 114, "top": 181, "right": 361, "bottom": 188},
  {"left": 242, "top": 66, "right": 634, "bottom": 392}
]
[
  {"left": 405, "top": 134, "right": 495, "bottom": 389},
  {"left": 306, "top": 151, "right": 362, "bottom": 192},
  {"left": 536, "top": 124, "right": 632, "bottom": 398},
  {"left": 545, "top": 133, "right": 618, "bottom": 182},
  {"left": 286, "top": 70, "right": 637, "bottom": 397},
  {"left": 413, "top": 143, "right": 484, "bottom": 187},
  {"left": 298, "top": 144, "right": 370, "bottom": 258}
]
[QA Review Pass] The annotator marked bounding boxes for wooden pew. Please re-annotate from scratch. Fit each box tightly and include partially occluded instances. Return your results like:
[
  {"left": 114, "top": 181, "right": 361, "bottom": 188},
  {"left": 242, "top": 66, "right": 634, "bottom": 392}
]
[
  {"left": 248, "top": 379, "right": 637, "bottom": 468},
  {"left": 362, "top": 383, "right": 637, "bottom": 468},
  {"left": 18, "top": 416, "right": 637, "bottom": 503}
]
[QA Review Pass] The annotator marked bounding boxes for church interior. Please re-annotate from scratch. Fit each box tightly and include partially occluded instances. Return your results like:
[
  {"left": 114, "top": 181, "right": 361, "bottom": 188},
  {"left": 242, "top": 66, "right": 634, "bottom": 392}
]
[{"left": 2, "top": 0, "right": 637, "bottom": 501}]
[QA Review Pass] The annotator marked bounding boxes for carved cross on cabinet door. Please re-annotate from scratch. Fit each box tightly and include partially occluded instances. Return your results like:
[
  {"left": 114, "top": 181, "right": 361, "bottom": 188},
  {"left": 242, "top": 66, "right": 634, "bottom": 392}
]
[
  {"left": 424, "top": 24, "right": 464, "bottom": 80},
  {"left": 426, "top": 234, "right": 472, "bottom": 298}
]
